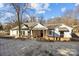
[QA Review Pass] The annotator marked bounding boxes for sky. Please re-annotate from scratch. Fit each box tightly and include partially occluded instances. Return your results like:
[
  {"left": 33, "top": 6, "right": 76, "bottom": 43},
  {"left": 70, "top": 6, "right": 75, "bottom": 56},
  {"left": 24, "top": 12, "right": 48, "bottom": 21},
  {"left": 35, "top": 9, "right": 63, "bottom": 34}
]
[{"left": 0, "top": 3, "right": 78, "bottom": 24}]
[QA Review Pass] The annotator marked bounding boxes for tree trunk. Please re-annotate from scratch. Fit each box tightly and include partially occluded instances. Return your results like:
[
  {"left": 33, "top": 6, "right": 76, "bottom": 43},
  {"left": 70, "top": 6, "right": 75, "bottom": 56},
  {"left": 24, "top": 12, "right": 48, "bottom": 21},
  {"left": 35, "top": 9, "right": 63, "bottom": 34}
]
[{"left": 17, "top": 8, "right": 21, "bottom": 37}]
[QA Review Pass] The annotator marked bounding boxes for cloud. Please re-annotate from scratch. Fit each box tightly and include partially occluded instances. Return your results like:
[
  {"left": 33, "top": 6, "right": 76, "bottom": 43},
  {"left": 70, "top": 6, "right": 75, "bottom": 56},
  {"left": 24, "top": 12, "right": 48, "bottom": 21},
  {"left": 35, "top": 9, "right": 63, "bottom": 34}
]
[
  {"left": 51, "top": 16, "right": 55, "bottom": 18},
  {"left": 30, "top": 3, "right": 50, "bottom": 14},
  {"left": 0, "top": 12, "right": 15, "bottom": 21},
  {"left": 23, "top": 14, "right": 31, "bottom": 20},
  {"left": 61, "top": 7, "right": 66, "bottom": 12},
  {"left": 0, "top": 16, "right": 7, "bottom": 21},
  {"left": 0, "top": 12, "right": 15, "bottom": 20},
  {"left": 0, "top": 3, "right": 4, "bottom": 8},
  {"left": 5, "top": 12, "right": 15, "bottom": 17},
  {"left": 0, "top": 12, "right": 16, "bottom": 24},
  {"left": 37, "top": 10, "right": 45, "bottom": 14},
  {"left": 43, "top": 4, "right": 50, "bottom": 10},
  {"left": 74, "top": 3, "right": 79, "bottom": 7}
]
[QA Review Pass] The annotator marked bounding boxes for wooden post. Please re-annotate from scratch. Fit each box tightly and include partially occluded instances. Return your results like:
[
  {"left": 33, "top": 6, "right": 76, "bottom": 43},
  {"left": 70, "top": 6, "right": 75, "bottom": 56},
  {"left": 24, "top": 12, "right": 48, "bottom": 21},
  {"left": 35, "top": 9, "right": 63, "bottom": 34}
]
[
  {"left": 31, "top": 30, "right": 33, "bottom": 39},
  {"left": 46, "top": 30, "right": 48, "bottom": 39},
  {"left": 43, "top": 30, "right": 44, "bottom": 38}
]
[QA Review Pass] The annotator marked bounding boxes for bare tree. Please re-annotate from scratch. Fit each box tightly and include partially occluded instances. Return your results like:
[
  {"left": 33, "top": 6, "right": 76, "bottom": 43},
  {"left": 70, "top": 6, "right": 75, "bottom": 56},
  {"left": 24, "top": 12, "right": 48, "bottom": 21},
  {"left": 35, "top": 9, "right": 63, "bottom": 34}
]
[
  {"left": 11, "top": 3, "right": 30, "bottom": 37},
  {"left": 0, "top": 22, "right": 3, "bottom": 30},
  {"left": 63, "top": 8, "right": 78, "bottom": 26},
  {"left": 12, "top": 3, "right": 21, "bottom": 37}
]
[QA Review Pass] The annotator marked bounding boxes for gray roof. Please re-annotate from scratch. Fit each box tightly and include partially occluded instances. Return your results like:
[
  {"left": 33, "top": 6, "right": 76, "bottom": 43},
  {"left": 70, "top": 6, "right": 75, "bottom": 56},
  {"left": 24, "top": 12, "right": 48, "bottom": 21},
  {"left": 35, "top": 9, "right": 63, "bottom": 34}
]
[
  {"left": 11, "top": 22, "right": 47, "bottom": 30},
  {"left": 47, "top": 24, "right": 61, "bottom": 30},
  {"left": 47, "top": 24, "right": 72, "bottom": 31},
  {"left": 58, "top": 27, "right": 69, "bottom": 31},
  {"left": 24, "top": 22, "right": 37, "bottom": 29},
  {"left": 11, "top": 24, "right": 29, "bottom": 30}
]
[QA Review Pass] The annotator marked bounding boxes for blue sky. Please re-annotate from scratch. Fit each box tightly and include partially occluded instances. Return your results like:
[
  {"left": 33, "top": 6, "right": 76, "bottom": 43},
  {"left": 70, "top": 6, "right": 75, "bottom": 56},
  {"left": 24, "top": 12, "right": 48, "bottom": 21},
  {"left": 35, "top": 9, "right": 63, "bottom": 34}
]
[{"left": 0, "top": 3, "right": 78, "bottom": 24}]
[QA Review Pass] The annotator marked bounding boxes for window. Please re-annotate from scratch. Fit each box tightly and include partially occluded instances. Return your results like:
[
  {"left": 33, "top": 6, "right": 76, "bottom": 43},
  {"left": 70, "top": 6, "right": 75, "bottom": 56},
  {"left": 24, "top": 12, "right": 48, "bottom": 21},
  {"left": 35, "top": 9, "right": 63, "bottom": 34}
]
[
  {"left": 20, "top": 31, "right": 22, "bottom": 35},
  {"left": 23, "top": 31, "right": 25, "bottom": 35},
  {"left": 60, "top": 31, "right": 64, "bottom": 37},
  {"left": 21, "top": 30, "right": 25, "bottom": 35},
  {"left": 17, "top": 30, "right": 18, "bottom": 34},
  {"left": 49, "top": 30, "right": 52, "bottom": 35}
]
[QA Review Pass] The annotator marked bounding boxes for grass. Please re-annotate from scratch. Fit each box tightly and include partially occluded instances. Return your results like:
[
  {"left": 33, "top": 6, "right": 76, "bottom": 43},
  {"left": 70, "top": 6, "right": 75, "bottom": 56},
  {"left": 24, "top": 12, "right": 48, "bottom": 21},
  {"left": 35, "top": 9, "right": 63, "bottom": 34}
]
[{"left": 0, "top": 38, "right": 79, "bottom": 56}]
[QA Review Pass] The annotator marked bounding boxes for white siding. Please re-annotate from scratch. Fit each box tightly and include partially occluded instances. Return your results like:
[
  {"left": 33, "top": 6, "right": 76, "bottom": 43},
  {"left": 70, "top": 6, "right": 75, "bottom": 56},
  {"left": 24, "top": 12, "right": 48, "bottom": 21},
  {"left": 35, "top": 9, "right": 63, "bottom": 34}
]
[
  {"left": 22, "top": 30, "right": 28, "bottom": 36},
  {"left": 48, "top": 24, "right": 73, "bottom": 38},
  {"left": 64, "top": 32, "right": 72, "bottom": 38},
  {"left": 54, "top": 28, "right": 60, "bottom": 37},
  {"left": 10, "top": 30, "right": 29, "bottom": 37},
  {"left": 59, "top": 24, "right": 72, "bottom": 38},
  {"left": 25, "top": 31, "right": 28, "bottom": 36},
  {"left": 48, "top": 29, "right": 60, "bottom": 37},
  {"left": 10, "top": 30, "right": 18, "bottom": 37}
]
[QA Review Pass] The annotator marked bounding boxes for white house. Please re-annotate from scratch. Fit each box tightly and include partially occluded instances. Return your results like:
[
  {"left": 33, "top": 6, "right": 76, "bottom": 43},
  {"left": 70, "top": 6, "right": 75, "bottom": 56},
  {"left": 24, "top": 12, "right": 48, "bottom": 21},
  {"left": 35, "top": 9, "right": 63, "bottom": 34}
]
[
  {"left": 10, "top": 22, "right": 48, "bottom": 38},
  {"left": 48, "top": 24, "right": 73, "bottom": 41},
  {"left": 10, "top": 24, "right": 29, "bottom": 38}
]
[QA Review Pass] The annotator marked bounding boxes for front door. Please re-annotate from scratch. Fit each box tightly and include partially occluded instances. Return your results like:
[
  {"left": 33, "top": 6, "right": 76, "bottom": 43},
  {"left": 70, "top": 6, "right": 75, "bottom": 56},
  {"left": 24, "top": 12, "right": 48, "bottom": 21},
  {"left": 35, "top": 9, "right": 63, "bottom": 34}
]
[
  {"left": 60, "top": 31, "right": 64, "bottom": 37},
  {"left": 40, "top": 30, "right": 43, "bottom": 37}
]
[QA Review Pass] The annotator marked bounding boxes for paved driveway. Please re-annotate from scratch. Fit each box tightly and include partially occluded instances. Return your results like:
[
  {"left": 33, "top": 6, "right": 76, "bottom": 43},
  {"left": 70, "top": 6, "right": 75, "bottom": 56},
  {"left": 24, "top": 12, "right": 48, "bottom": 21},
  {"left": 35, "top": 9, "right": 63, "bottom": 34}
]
[{"left": 0, "top": 38, "right": 79, "bottom": 56}]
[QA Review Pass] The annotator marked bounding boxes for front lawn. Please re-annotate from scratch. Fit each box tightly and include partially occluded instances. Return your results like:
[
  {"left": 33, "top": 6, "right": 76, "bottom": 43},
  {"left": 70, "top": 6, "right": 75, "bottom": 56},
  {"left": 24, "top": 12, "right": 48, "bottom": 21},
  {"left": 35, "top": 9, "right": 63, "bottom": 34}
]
[{"left": 0, "top": 38, "right": 79, "bottom": 56}]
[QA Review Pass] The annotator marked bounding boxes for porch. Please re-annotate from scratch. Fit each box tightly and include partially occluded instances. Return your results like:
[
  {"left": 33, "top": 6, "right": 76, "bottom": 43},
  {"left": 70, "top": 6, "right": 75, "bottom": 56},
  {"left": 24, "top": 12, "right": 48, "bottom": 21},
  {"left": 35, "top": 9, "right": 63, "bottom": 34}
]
[{"left": 31, "top": 30, "right": 48, "bottom": 39}]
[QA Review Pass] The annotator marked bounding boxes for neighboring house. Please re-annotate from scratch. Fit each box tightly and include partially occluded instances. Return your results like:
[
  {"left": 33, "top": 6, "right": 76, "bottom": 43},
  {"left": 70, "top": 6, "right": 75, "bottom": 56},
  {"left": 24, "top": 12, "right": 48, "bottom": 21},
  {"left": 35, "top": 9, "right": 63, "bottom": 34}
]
[
  {"left": 0, "top": 30, "right": 9, "bottom": 36},
  {"left": 10, "top": 22, "right": 48, "bottom": 38},
  {"left": 72, "top": 25, "right": 79, "bottom": 33},
  {"left": 10, "top": 24, "right": 29, "bottom": 38},
  {"left": 47, "top": 24, "right": 73, "bottom": 41},
  {"left": 72, "top": 25, "right": 79, "bottom": 37}
]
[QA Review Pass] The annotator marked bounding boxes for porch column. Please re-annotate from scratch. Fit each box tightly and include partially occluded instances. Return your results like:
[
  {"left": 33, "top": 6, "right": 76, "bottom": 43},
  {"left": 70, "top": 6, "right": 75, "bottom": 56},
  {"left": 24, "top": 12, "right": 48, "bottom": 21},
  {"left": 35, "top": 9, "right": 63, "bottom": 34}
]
[
  {"left": 46, "top": 30, "right": 48, "bottom": 38},
  {"left": 43, "top": 30, "right": 44, "bottom": 38},
  {"left": 31, "top": 30, "right": 33, "bottom": 38}
]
